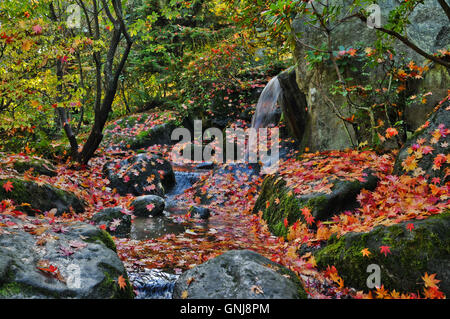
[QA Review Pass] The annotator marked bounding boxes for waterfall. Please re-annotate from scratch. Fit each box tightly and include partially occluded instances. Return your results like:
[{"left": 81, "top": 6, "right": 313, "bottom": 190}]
[{"left": 251, "top": 76, "right": 282, "bottom": 129}]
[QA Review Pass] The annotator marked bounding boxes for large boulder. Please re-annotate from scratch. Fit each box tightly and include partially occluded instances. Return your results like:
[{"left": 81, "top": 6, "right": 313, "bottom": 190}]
[
  {"left": 290, "top": 0, "right": 449, "bottom": 150},
  {"left": 104, "top": 116, "right": 177, "bottom": 151},
  {"left": 91, "top": 207, "right": 131, "bottom": 238},
  {"left": 103, "top": 153, "right": 175, "bottom": 196},
  {"left": 173, "top": 250, "right": 307, "bottom": 299},
  {"left": 0, "top": 215, "right": 134, "bottom": 298},
  {"left": 0, "top": 178, "right": 85, "bottom": 216},
  {"left": 131, "top": 195, "right": 165, "bottom": 217},
  {"left": 314, "top": 212, "right": 450, "bottom": 295},
  {"left": 393, "top": 101, "right": 449, "bottom": 184},
  {"left": 253, "top": 171, "right": 378, "bottom": 236}
]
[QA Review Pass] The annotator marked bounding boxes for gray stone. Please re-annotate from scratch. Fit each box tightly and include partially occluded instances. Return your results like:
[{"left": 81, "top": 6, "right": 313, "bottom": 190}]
[
  {"left": 12, "top": 157, "right": 57, "bottom": 177},
  {"left": 103, "top": 153, "right": 175, "bottom": 196},
  {"left": 290, "top": 0, "right": 449, "bottom": 150},
  {"left": 91, "top": 207, "right": 131, "bottom": 238},
  {"left": 405, "top": 65, "right": 450, "bottom": 131},
  {"left": 131, "top": 195, "right": 165, "bottom": 217},
  {"left": 0, "top": 178, "right": 85, "bottom": 216},
  {"left": 173, "top": 250, "right": 307, "bottom": 299},
  {"left": 0, "top": 215, "right": 134, "bottom": 299},
  {"left": 188, "top": 206, "right": 211, "bottom": 220}
]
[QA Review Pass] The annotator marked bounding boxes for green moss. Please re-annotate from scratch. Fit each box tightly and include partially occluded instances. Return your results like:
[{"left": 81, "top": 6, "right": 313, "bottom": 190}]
[
  {"left": 315, "top": 212, "right": 450, "bottom": 293},
  {"left": 0, "top": 266, "right": 62, "bottom": 299},
  {"left": 0, "top": 178, "right": 30, "bottom": 208},
  {"left": 253, "top": 175, "right": 331, "bottom": 237},
  {"left": 83, "top": 229, "right": 117, "bottom": 253},
  {"left": 97, "top": 265, "right": 134, "bottom": 299}
]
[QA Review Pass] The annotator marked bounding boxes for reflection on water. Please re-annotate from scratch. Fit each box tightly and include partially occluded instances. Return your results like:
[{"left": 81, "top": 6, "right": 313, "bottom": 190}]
[
  {"left": 128, "top": 166, "right": 212, "bottom": 298},
  {"left": 130, "top": 213, "right": 186, "bottom": 240},
  {"left": 130, "top": 169, "right": 207, "bottom": 240}
]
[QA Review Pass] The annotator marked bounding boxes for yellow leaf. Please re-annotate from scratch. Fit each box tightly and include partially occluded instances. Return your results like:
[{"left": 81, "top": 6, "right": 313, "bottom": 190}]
[
  {"left": 22, "top": 39, "right": 34, "bottom": 51},
  {"left": 422, "top": 273, "right": 440, "bottom": 288}
]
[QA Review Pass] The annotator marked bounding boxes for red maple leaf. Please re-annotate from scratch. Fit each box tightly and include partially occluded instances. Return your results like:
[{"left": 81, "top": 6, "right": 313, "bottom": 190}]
[
  {"left": 406, "top": 223, "right": 414, "bottom": 232},
  {"left": 379, "top": 245, "right": 391, "bottom": 256},
  {"left": 2, "top": 181, "right": 13, "bottom": 192}
]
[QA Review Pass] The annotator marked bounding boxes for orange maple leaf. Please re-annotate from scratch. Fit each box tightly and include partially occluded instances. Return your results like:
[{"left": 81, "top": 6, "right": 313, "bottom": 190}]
[
  {"left": 361, "top": 248, "right": 371, "bottom": 257},
  {"left": 2, "top": 181, "right": 13, "bottom": 192},
  {"left": 117, "top": 275, "right": 127, "bottom": 290},
  {"left": 422, "top": 272, "right": 440, "bottom": 288}
]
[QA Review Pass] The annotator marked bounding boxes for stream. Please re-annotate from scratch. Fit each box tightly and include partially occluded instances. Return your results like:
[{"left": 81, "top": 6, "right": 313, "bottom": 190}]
[{"left": 127, "top": 165, "right": 212, "bottom": 299}]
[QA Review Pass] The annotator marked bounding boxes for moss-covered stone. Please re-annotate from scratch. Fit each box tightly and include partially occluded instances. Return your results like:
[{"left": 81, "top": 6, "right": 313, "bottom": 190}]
[
  {"left": 97, "top": 265, "right": 135, "bottom": 299},
  {"left": 0, "top": 178, "right": 84, "bottom": 216},
  {"left": 314, "top": 212, "right": 450, "bottom": 294},
  {"left": 253, "top": 172, "right": 378, "bottom": 237},
  {"left": 12, "top": 158, "right": 57, "bottom": 177},
  {"left": 83, "top": 229, "right": 117, "bottom": 253}
]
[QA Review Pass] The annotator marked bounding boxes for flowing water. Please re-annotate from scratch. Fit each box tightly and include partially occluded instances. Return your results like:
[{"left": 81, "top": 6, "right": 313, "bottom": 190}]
[
  {"left": 128, "top": 165, "right": 212, "bottom": 299},
  {"left": 250, "top": 76, "right": 282, "bottom": 130},
  {"left": 128, "top": 76, "right": 285, "bottom": 298}
]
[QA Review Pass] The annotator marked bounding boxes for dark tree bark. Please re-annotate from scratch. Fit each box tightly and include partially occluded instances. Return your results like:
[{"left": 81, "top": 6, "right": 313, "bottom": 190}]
[
  {"left": 78, "top": 0, "right": 133, "bottom": 164},
  {"left": 50, "top": 0, "right": 133, "bottom": 165}
]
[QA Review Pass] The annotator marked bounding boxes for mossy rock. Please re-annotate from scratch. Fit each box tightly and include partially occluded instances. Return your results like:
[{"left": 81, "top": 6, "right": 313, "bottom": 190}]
[
  {"left": 0, "top": 178, "right": 85, "bottom": 216},
  {"left": 0, "top": 217, "right": 134, "bottom": 299},
  {"left": 253, "top": 172, "right": 378, "bottom": 237},
  {"left": 314, "top": 212, "right": 450, "bottom": 295},
  {"left": 12, "top": 158, "right": 57, "bottom": 177}
]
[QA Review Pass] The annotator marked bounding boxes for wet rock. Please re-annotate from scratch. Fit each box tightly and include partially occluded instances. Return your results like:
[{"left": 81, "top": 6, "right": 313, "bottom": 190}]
[
  {"left": 253, "top": 170, "right": 379, "bottom": 236},
  {"left": 0, "top": 178, "right": 85, "bottom": 216},
  {"left": 314, "top": 212, "right": 450, "bottom": 295},
  {"left": 195, "top": 162, "right": 215, "bottom": 170},
  {"left": 173, "top": 250, "right": 307, "bottom": 299},
  {"left": 393, "top": 101, "right": 449, "bottom": 184},
  {"left": 103, "top": 153, "right": 175, "bottom": 196},
  {"left": 0, "top": 215, "right": 134, "bottom": 299},
  {"left": 277, "top": 67, "right": 307, "bottom": 143},
  {"left": 188, "top": 206, "right": 211, "bottom": 220},
  {"left": 131, "top": 195, "right": 165, "bottom": 217},
  {"left": 129, "top": 269, "right": 179, "bottom": 299},
  {"left": 91, "top": 207, "right": 131, "bottom": 238}
]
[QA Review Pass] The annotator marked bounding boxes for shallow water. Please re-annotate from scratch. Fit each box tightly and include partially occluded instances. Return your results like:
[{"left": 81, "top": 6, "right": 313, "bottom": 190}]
[{"left": 127, "top": 166, "right": 211, "bottom": 298}]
